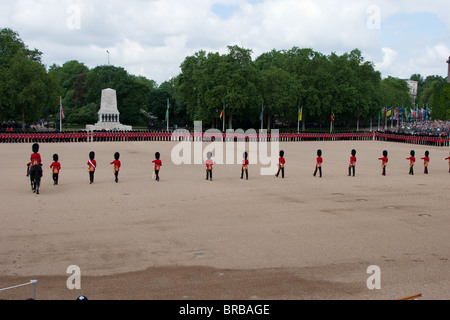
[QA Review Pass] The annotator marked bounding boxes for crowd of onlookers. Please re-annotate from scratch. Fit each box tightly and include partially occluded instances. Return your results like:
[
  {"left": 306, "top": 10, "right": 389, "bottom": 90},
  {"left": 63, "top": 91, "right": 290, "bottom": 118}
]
[{"left": 398, "top": 120, "right": 450, "bottom": 136}]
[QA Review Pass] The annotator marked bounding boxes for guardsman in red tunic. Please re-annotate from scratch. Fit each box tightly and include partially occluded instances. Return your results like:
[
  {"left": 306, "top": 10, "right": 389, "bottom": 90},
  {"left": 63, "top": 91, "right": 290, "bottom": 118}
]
[
  {"left": 152, "top": 152, "right": 162, "bottom": 181},
  {"left": 87, "top": 151, "right": 96, "bottom": 184},
  {"left": 378, "top": 150, "right": 388, "bottom": 176},
  {"left": 110, "top": 152, "right": 121, "bottom": 183},
  {"left": 406, "top": 150, "right": 415, "bottom": 175},
  {"left": 205, "top": 151, "right": 213, "bottom": 181},
  {"left": 50, "top": 154, "right": 61, "bottom": 185},
  {"left": 421, "top": 151, "right": 430, "bottom": 174},
  {"left": 313, "top": 149, "right": 323, "bottom": 177},
  {"left": 29, "top": 143, "right": 43, "bottom": 194},
  {"left": 275, "top": 150, "right": 285, "bottom": 178},
  {"left": 348, "top": 149, "right": 357, "bottom": 177},
  {"left": 241, "top": 151, "right": 249, "bottom": 180}
]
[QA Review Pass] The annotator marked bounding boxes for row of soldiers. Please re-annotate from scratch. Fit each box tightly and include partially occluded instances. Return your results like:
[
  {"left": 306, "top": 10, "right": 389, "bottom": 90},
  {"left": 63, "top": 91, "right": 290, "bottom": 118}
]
[{"left": 0, "top": 130, "right": 174, "bottom": 143}]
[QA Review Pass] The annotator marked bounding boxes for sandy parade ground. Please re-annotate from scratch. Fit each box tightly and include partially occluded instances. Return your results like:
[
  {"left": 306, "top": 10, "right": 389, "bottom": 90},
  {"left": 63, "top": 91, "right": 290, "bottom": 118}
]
[{"left": 0, "top": 138, "right": 449, "bottom": 301}]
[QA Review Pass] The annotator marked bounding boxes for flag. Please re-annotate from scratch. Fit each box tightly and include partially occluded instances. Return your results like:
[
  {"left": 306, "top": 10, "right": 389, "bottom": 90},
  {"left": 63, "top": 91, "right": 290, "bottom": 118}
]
[
  {"left": 260, "top": 107, "right": 265, "bottom": 121},
  {"left": 298, "top": 107, "right": 303, "bottom": 121},
  {"left": 386, "top": 108, "right": 392, "bottom": 118},
  {"left": 399, "top": 108, "right": 404, "bottom": 118},
  {"left": 60, "top": 97, "right": 64, "bottom": 119},
  {"left": 395, "top": 108, "right": 398, "bottom": 119},
  {"left": 220, "top": 108, "right": 225, "bottom": 119},
  {"left": 382, "top": 107, "right": 385, "bottom": 120},
  {"left": 330, "top": 112, "right": 335, "bottom": 121}
]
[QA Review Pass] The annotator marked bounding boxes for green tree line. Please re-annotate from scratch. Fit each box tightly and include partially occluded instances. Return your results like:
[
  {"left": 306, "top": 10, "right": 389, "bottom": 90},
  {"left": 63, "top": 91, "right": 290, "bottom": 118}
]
[{"left": 1, "top": 28, "right": 447, "bottom": 132}]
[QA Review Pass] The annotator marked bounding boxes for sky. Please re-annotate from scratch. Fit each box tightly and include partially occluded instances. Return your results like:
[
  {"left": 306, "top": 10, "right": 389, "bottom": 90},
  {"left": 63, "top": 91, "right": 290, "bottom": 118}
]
[{"left": 0, "top": 0, "right": 449, "bottom": 85}]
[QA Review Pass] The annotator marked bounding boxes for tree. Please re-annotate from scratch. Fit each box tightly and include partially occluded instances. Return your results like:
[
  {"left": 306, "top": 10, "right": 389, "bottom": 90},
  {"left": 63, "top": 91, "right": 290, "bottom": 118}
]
[
  {"left": 379, "top": 76, "right": 412, "bottom": 110},
  {"left": 4, "top": 51, "right": 60, "bottom": 130},
  {"left": 431, "top": 83, "right": 450, "bottom": 120}
]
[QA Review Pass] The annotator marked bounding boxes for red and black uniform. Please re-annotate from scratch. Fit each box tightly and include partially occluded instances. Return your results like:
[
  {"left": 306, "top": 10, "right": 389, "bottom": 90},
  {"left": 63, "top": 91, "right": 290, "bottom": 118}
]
[
  {"left": 349, "top": 155, "right": 357, "bottom": 177},
  {"left": 50, "top": 161, "right": 61, "bottom": 185},
  {"left": 205, "top": 153, "right": 213, "bottom": 181},
  {"left": 29, "top": 144, "right": 43, "bottom": 193},
  {"left": 421, "top": 155, "right": 430, "bottom": 174},
  {"left": 313, "top": 150, "right": 323, "bottom": 178},
  {"left": 378, "top": 156, "right": 388, "bottom": 176},
  {"left": 87, "top": 152, "right": 96, "bottom": 184},
  {"left": 276, "top": 157, "right": 285, "bottom": 178},
  {"left": 110, "top": 160, "right": 121, "bottom": 182},
  {"left": 406, "top": 156, "right": 415, "bottom": 175},
  {"left": 152, "top": 152, "right": 162, "bottom": 182},
  {"left": 241, "top": 154, "right": 249, "bottom": 180}
]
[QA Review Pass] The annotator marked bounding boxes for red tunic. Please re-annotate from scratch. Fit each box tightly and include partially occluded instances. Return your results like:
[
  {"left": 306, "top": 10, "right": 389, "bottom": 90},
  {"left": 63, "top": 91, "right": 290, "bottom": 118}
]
[
  {"left": 87, "top": 159, "right": 97, "bottom": 171},
  {"left": 406, "top": 156, "right": 415, "bottom": 166},
  {"left": 350, "top": 156, "right": 356, "bottom": 166},
  {"left": 110, "top": 160, "right": 121, "bottom": 172},
  {"left": 50, "top": 161, "right": 61, "bottom": 173},
  {"left": 278, "top": 157, "right": 285, "bottom": 168},
  {"left": 205, "top": 159, "right": 213, "bottom": 170},
  {"left": 378, "top": 157, "right": 388, "bottom": 166},
  {"left": 421, "top": 156, "right": 429, "bottom": 166},
  {"left": 316, "top": 157, "right": 323, "bottom": 166},
  {"left": 242, "top": 159, "right": 249, "bottom": 170},
  {"left": 30, "top": 153, "right": 41, "bottom": 166},
  {"left": 152, "top": 159, "right": 162, "bottom": 170}
]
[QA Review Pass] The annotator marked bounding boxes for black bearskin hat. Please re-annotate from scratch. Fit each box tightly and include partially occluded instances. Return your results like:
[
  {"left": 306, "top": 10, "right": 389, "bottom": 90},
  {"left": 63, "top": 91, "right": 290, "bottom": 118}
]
[
  {"left": 32, "top": 143, "right": 39, "bottom": 153},
  {"left": 425, "top": 150, "right": 429, "bottom": 157},
  {"left": 114, "top": 152, "right": 120, "bottom": 160},
  {"left": 155, "top": 152, "right": 160, "bottom": 160},
  {"left": 206, "top": 151, "right": 212, "bottom": 159},
  {"left": 279, "top": 150, "right": 284, "bottom": 157},
  {"left": 383, "top": 150, "right": 388, "bottom": 157},
  {"left": 317, "top": 149, "right": 322, "bottom": 157},
  {"left": 243, "top": 151, "right": 248, "bottom": 159},
  {"left": 351, "top": 149, "right": 356, "bottom": 156},
  {"left": 53, "top": 154, "right": 59, "bottom": 162},
  {"left": 410, "top": 150, "right": 415, "bottom": 156},
  {"left": 89, "top": 151, "right": 95, "bottom": 160}
]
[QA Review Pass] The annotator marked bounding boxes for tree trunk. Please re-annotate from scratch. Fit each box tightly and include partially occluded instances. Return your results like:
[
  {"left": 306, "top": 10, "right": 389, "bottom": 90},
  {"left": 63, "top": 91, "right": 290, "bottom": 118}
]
[
  {"left": 228, "top": 114, "right": 232, "bottom": 130},
  {"left": 302, "top": 114, "right": 306, "bottom": 132},
  {"left": 267, "top": 113, "right": 272, "bottom": 132}
]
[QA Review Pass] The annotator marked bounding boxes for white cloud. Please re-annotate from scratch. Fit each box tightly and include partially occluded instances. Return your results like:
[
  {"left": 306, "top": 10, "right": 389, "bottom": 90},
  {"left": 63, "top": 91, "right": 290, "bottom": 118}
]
[{"left": 1, "top": 0, "right": 449, "bottom": 84}]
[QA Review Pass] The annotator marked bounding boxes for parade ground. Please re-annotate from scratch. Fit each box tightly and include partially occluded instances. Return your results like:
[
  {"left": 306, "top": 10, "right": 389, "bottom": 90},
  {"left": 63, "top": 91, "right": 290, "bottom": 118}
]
[{"left": 0, "top": 140, "right": 449, "bottom": 300}]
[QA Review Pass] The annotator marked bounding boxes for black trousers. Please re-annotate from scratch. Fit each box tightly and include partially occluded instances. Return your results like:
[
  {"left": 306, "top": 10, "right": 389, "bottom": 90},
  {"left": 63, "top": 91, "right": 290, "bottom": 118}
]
[
  {"left": 276, "top": 167, "right": 284, "bottom": 178},
  {"left": 53, "top": 172, "right": 59, "bottom": 185},
  {"left": 89, "top": 171, "right": 95, "bottom": 183},
  {"left": 206, "top": 169, "right": 212, "bottom": 180},
  {"left": 154, "top": 170, "right": 159, "bottom": 181},
  {"left": 241, "top": 168, "right": 248, "bottom": 179},
  {"left": 349, "top": 165, "right": 355, "bottom": 176},
  {"left": 313, "top": 165, "right": 322, "bottom": 177}
]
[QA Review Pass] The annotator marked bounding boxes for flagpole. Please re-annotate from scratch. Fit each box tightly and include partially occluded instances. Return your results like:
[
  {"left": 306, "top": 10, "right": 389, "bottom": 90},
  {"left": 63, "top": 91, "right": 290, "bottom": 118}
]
[
  {"left": 166, "top": 98, "right": 169, "bottom": 132},
  {"left": 297, "top": 106, "right": 300, "bottom": 133},
  {"left": 59, "top": 96, "right": 62, "bottom": 132},
  {"left": 378, "top": 112, "right": 380, "bottom": 131},
  {"left": 222, "top": 102, "right": 225, "bottom": 132}
]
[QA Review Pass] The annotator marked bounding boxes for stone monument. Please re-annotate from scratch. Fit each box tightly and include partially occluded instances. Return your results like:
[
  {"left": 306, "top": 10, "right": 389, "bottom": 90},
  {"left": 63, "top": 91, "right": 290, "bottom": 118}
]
[{"left": 86, "top": 88, "right": 132, "bottom": 131}]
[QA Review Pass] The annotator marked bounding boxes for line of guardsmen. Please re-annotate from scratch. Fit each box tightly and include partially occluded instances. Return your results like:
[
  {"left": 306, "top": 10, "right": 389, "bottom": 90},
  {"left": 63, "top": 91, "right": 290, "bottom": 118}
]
[{"left": 0, "top": 130, "right": 174, "bottom": 143}]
